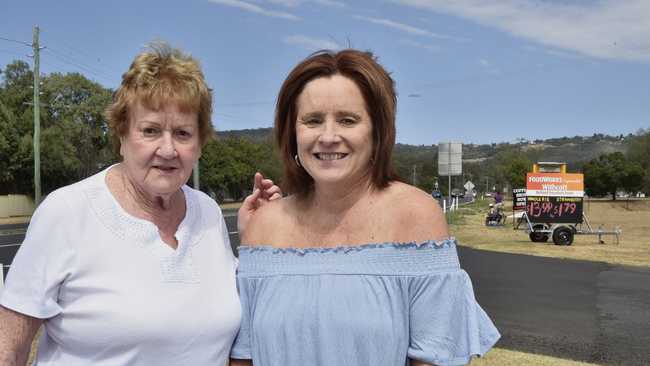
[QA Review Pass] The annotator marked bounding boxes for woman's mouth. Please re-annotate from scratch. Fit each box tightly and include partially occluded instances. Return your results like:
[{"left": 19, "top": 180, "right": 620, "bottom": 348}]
[
  {"left": 153, "top": 165, "right": 178, "bottom": 173},
  {"left": 314, "top": 153, "right": 348, "bottom": 161}
]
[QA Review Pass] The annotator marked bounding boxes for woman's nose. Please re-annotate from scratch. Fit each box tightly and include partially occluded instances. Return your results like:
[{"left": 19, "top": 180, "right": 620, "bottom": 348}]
[
  {"left": 318, "top": 121, "right": 341, "bottom": 144},
  {"left": 156, "top": 133, "right": 178, "bottom": 159}
]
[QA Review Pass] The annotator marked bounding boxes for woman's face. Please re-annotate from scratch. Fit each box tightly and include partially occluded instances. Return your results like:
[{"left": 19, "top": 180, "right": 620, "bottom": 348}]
[
  {"left": 295, "top": 74, "right": 373, "bottom": 188},
  {"left": 120, "top": 100, "right": 201, "bottom": 197}
]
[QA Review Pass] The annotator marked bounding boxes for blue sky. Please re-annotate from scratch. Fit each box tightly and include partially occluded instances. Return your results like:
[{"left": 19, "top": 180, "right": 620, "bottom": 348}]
[{"left": 2, "top": 0, "right": 649, "bottom": 145}]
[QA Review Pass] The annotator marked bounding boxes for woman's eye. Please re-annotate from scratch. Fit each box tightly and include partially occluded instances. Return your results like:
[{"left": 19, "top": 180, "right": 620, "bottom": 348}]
[
  {"left": 175, "top": 130, "right": 192, "bottom": 140},
  {"left": 142, "top": 128, "right": 160, "bottom": 137},
  {"left": 340, "top": 117, "right": 357, "bottom": 125},
  {"left": 303, "top": 118, "right": 321, "bottom": 126}
]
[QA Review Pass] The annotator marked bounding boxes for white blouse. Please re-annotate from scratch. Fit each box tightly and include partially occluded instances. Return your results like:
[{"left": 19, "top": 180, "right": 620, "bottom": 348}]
[{"left": 1, "top": 167, "right": 241, "bottom": 365}]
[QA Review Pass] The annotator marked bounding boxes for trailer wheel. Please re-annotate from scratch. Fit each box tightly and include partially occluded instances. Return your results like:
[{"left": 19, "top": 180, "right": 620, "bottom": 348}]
[
  {"left": 553, "top": 226, "right": 574, "bottom": 246},
  {"left": 529, "top": 224, "right": 549, "bottom": 242}
]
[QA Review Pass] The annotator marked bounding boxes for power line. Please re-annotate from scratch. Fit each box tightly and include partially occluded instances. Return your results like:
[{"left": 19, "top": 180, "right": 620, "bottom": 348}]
[
  {"left": 2, "top": 32, "right": 115, "bottom": 86},
  {"left": 44, "top": 47, "right": 112, "bottom": 79},
  {"left": 43, "top": 47, "right": 114, "bottom": 85},
  {"left": 0, "top": 36, "right": 31, "bottom": 47},
  {"left": 42, "top": 34, "right": 118, "bottom": 78}
]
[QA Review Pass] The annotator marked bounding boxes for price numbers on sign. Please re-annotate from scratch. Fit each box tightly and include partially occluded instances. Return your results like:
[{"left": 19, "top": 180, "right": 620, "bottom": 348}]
[{"left": 525, "top": 196, "right": 583, "bottom": 223}]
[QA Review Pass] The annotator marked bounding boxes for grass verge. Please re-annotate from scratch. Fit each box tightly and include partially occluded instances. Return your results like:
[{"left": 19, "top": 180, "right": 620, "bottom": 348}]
[
  {"left": 450, "top": 198, "right": 650, "bottom": 268},
  {"left": 471, "top": 348, "right": 599, "bottom": 365}
]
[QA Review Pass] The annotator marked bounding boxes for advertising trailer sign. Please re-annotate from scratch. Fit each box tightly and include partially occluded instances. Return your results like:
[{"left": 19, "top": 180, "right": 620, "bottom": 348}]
[{"left": 526, "top": 173, "right": 584, "bottom": 197}]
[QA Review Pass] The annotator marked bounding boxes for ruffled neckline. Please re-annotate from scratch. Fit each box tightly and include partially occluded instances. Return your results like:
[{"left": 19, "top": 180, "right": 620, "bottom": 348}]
[{"left": 239, "top": 237, "right": 456, "bottom": 256}]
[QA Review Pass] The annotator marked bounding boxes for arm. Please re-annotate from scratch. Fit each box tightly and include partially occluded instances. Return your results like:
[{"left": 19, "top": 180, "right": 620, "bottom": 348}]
[
  {"left": 238, "top": 172, "right": 282, "bottom": 235},
  {"left": 0, "top": 306, "right": 42, "bottom": 366}
]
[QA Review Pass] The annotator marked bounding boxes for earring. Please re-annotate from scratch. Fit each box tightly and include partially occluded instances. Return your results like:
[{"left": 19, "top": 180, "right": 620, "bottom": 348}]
[{"left": 294, "top": 154, "right": 301, "bottom": 167}]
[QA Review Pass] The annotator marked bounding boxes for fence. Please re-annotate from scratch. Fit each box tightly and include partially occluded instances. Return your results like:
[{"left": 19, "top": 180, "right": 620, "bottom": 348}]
[{"left": 0, "top": 195, "right": 34, "bottom": 218}]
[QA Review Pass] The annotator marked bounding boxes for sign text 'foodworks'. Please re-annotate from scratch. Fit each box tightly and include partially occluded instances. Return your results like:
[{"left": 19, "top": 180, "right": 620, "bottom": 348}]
[{"left": 526, "top": 173, "right": 584, "bottom": 197}]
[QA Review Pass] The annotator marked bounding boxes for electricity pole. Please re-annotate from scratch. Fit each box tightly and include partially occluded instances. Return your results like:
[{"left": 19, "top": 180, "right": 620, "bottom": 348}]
[{"left": 32, "top": 26, "right": 42, "bottom": 206}]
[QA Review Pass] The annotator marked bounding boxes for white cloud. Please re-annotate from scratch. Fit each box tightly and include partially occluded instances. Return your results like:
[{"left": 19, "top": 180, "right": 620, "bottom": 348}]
[
  {"left": 393, "top": 0, "right": 650, "bottom": 62},
  {"left": 400, "top": 39, "right": 439, "bottom": 53},
  {"left": 354, "top": 15, "right": 466, "bottom": 41},
  {"left": 268, "top": 0, "right": 301, "bottom": 6},
  {"left": 284, "top": 35, "right": 341, "bottom": 51},
  {"left": 269, "top": 0, "right": 345, "bottom": 7},
  {"left": 208, "top": 0, "right": 300, "bottom": 20},
  {"left": 312, "top": 0, "right": 345, "bottom": 7}
]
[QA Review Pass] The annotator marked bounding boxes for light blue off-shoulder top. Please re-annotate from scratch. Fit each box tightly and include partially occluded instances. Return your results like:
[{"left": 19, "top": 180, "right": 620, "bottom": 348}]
[{"left": 231, "top": 239, "right": 500, "bottom": 366}]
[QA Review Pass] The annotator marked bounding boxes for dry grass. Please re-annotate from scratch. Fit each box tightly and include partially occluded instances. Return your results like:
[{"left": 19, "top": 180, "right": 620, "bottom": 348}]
[
  {"left": 450, "top": 198, "right": 650, "bottom": 268},
  {"left": 470, "top": 348, "right": 599, "bottom": 366}
]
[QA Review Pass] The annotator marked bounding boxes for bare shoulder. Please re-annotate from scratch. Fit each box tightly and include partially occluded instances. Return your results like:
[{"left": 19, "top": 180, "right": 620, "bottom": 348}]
[
  {"left": 241, "top": 196, "right": 292, "bottom": 246},
  {"left": 380, "top": 182, "right": 449, "bottom": 241}
]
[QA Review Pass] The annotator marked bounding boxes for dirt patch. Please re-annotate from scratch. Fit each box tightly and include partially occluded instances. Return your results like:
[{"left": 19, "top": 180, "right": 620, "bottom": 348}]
[{"left": 450, "top": 198, "right": 650, "bottom": 268}]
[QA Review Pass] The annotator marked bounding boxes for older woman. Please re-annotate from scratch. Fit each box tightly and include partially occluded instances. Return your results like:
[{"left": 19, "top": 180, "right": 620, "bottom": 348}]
[
  {"left": 230, "top": 49, "right": 500, "bottom": 366},
  {"left": 0, "top": 43, "right": 278, "bottom": 365}
]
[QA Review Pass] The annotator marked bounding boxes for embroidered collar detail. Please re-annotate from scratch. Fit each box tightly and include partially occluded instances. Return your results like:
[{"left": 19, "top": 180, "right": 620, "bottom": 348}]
[{"left": 84, "top": 167, "right": 204, "bottom": 283}]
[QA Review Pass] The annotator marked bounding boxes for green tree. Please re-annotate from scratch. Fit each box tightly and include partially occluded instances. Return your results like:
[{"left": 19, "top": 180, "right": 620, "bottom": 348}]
[
  {"left": 0, "top": 60, "right": 114, "bottom": 196},
  {"left": 40, "top": 72, "right": 115, "bottom": 193},
  {"left": 583, "top": 152, "right": 645, "bottom": 200},
  {"left": 0, "top": 60, "right": 37, "bottom": 194},
  {"left": 626, "top": 129, "right": 650, "bottom": 193},
  {"left": 392, "top": 144, "right": 435, "bottom": 192},
  {"left": 200, "top": 136, "right": 278, "bottom": 201},
  {"left": 492, "top": 149, "right": 532, "bottom": 190}
]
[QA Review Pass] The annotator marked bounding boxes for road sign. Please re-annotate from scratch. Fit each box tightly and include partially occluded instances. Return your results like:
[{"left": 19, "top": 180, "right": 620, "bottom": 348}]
[
  {"left": 512, "top": 188, "right": 526, "bottom": 211},
  {"left": 438, "top": 142, "right": 462, "bottom": 176},
  {"left": 464, "top": 181, "right": 475, "bottom": 192}
]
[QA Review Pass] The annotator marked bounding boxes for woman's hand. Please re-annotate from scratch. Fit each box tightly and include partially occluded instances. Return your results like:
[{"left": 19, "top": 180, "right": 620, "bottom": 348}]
[{"left": 237, "top": 172, "right": 282, "bottom": 236}]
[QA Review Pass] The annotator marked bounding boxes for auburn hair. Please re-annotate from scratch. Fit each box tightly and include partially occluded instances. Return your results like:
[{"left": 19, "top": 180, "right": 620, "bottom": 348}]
[{"left": 275, "top": 49, "right": 400, "bottom": 195}]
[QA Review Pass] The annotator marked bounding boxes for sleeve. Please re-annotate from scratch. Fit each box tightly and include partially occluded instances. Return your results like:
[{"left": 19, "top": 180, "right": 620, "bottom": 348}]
[
  {"left": 407, "top": 270, "right": 500, "bottom": 366},
  {"left": 0, "top": 189, "right": 76, "bottom": 319},
  {"left": 230, "top": 276, "right": 252, "bottom": 359}
]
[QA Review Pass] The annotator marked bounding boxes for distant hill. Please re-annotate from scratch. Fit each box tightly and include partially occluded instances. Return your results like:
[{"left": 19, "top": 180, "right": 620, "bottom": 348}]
[
  {"left": 217, "top": 128, "right": 273, "bottom": 143},
  {"left": 463, "top": 134, "right": 627, "bottom": 167},
  {"left": 218, "top": 128, "right": 628, "bottom": 166}
]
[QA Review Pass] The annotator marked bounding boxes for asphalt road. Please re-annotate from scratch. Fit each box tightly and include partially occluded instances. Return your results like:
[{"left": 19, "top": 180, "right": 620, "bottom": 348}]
[
  {"left": 2, "top": 219, "right": 649, "bottom": 365},
  {"left": 460, "top": 247, "right": 650, "bottom": 365}
]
